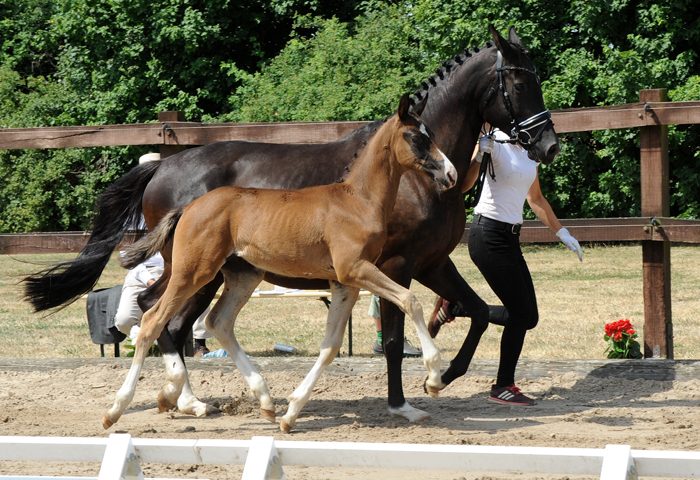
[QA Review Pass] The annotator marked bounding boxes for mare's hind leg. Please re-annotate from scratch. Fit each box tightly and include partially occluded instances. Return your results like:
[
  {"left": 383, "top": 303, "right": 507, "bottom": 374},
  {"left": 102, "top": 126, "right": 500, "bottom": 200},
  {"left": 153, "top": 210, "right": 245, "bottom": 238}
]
[
  {"left": 280, "top": 281, "right": 359, "bottom": 433},
  {"left": 157, "top": 275, "right": 223, "bottom": 416},
  {"left": 416, "top": 259, "right": 491, "bottom": 389},
  {"left": 204, "top": 265, "right": 276, "bottom": 421}
]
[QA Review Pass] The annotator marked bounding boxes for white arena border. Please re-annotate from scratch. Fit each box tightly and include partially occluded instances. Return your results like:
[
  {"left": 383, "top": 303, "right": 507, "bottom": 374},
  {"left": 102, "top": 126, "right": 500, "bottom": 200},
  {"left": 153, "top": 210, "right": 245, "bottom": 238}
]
[{"left": 2, "top": 434, "right": 699, "bottom": 480}]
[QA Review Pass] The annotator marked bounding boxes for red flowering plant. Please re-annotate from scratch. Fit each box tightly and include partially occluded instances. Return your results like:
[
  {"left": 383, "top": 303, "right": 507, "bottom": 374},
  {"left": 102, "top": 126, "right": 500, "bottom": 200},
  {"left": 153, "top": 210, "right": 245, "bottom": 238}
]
[{"left": 604, "top": 319, "right": 643, "bottom": 359}]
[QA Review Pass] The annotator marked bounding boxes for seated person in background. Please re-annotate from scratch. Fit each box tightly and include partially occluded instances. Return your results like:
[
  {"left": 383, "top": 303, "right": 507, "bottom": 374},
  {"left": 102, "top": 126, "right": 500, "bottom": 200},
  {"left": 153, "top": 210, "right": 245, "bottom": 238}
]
[{"left": 114, "top": 252, "right": 212, "bottom": 357}]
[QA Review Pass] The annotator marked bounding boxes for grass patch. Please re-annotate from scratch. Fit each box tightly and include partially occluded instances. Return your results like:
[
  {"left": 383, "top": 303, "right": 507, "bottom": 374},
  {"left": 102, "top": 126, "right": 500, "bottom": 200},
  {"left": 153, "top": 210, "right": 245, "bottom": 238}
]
[{"left": 0, "top": 244, "right": 698, "bottom": 360}]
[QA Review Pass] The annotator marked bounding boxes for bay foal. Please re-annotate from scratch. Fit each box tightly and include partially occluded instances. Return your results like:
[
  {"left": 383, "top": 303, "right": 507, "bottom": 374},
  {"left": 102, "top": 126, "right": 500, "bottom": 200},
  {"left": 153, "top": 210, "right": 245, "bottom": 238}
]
[{"left": 104, "top": 93, "right": 457, "bottom": 432}]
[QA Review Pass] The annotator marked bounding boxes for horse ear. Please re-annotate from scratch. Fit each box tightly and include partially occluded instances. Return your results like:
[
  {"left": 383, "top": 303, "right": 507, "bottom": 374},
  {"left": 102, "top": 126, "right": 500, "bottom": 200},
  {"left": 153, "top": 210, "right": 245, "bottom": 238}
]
[
  {"left": 412, "top": 91, "right": 428, "bottom": 117},
  {"left": 490, "top": 24, "right": 518, "bottom": 63},
  {"left": 508, "top": 26, "right": 523, "bottom": 47},
  {"left": 398, "top": 92, "right": 411, "bottom": 121}
]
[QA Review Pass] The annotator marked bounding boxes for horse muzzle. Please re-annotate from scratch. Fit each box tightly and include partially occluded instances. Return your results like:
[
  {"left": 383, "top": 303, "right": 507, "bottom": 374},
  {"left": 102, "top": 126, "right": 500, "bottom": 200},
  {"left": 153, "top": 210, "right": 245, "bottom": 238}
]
[{"left": 437, "top": 150, "right": 458, "bottom": 190}]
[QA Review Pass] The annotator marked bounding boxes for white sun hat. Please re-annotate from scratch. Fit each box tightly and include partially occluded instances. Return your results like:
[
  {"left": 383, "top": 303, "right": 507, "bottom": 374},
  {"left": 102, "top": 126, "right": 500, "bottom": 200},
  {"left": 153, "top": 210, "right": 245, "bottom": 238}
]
[{"left": 139, "top": 152, "right": 161, "bottom": 164}]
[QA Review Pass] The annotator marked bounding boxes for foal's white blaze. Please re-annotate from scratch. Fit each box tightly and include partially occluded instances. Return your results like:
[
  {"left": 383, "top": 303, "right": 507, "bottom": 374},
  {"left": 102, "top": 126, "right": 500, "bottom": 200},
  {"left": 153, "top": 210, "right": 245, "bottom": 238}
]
[{"left": 440, "top": 149, "right": 458, "bottom": 189}]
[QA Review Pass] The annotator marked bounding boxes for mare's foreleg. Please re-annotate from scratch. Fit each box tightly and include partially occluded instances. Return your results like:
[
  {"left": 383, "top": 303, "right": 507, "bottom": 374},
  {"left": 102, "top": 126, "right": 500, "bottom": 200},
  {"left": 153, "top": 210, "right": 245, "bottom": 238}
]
[
  {"left": 375, "top": 257, "right": 431, "bottom": 422},
  {"left": 204, "top": 266, "right": 276, "bottom": 421},
  {"left": 341, "top": 260, "right": 443, "bottom": 399},
  {"left": 280, "top": 281, "right": 359, "bottom": 433},
  {"left": 416, "top": 258, "right": 490, "bottom": 389}
]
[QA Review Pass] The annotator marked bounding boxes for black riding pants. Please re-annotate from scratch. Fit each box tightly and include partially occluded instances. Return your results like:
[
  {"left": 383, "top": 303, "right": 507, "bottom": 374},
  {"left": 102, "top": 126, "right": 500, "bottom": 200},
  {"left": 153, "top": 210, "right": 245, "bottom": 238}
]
[{"left": 467, "top": 217, "right": 539, "bottom": 388}]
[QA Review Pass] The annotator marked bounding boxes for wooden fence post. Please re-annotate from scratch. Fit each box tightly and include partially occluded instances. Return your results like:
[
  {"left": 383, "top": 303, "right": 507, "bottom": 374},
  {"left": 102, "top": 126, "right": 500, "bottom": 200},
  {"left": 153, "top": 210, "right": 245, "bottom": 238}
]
[
  {"left": 158, "top": 111, "right": 187, "bottom": 158},
  {"left": 639, "top": 89, "right": 672, "bottom": 359}
]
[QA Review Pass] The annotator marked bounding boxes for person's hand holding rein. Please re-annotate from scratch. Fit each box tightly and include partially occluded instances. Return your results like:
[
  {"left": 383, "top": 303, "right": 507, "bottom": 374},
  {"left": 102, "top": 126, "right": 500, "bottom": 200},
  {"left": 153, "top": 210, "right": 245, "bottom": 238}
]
[
  {"left": 556, "top": 228, "right": 583, "bottom": 261},
  {"left": 474, "top": 134, "right": 495, "bottom": 163}
]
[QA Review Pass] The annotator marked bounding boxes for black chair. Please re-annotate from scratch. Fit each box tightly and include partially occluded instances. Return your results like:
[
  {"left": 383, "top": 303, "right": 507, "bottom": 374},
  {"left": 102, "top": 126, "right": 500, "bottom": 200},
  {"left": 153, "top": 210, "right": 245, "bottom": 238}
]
[{"left": 86, "top": 285, "right": 127, "bottom": 357}]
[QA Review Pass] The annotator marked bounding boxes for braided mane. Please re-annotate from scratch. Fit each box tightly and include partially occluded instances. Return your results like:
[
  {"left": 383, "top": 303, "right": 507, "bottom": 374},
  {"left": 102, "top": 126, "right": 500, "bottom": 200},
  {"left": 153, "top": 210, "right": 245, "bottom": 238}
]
[{"left": 408, "top": 40, "right": 529, "bottom": 107}]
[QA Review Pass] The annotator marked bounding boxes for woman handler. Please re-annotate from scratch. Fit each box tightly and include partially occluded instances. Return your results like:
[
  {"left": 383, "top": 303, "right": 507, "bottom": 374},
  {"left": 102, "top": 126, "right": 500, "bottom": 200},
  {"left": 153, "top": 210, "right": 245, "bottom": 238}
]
[{"left": 430, "top": 130, "right": 582, "bottom": 405}]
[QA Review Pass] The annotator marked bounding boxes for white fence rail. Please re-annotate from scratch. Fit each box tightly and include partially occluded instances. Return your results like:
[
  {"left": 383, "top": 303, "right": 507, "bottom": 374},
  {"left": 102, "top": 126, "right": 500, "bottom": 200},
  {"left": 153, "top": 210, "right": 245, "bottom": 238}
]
[{"left": 2, "top": 434, "right": 700, "bottom": 480}]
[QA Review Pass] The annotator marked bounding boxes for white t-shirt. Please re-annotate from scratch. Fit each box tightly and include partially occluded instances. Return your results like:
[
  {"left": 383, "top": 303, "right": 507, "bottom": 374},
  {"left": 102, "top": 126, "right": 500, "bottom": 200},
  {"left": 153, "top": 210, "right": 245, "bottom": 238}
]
[{"left": 473, "top": 130, "right": 539, "bottom": 224}]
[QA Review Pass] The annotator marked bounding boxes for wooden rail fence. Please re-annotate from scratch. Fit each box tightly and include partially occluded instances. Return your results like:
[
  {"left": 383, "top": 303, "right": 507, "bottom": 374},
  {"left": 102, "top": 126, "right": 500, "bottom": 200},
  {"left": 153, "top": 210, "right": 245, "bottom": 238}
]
[
  {"left": 1, "top": 90, "right": 699, "bottom": 359},
  {"left": 3, "top": 434, "right": 700, "bottom": 479}
]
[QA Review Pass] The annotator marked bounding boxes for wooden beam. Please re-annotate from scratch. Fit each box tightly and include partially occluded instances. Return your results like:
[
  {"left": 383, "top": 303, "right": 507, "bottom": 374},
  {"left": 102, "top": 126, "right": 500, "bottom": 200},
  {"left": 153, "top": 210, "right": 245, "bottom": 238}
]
[
  {"left": 639, "top": 89, "right": 672, "bottom": 360},
  {"left": 0, "top": 232, "right": 142, "bottom": 254},
  {"left": 0, "top": 124, "right": 165, "bottom": 149},
  {"left": 2, "top": 101, "right": 700, "bottom": 149},
  {"left": 551, "top": 100, "right": 700, "bottom": 133}
]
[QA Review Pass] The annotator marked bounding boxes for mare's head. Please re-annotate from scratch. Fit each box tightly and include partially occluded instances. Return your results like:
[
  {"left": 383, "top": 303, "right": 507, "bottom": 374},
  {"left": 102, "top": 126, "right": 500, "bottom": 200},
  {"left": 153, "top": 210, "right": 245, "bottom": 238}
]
[
  {"left": 392, "top": 92, "right": 457, "bottom": 191},
  {"left": 482, "top": 26, "right": 560, "bottom": 164}
]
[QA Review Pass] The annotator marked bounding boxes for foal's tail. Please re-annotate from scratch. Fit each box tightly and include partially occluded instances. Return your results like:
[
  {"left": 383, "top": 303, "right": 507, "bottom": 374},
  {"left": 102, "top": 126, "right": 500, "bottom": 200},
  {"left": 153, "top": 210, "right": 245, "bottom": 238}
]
[
  {"left": 23, "top": 161, "right": 161, "bottom": 312},
  {"left": 120, "top": 209, "right": 183, "bottom": 270}
]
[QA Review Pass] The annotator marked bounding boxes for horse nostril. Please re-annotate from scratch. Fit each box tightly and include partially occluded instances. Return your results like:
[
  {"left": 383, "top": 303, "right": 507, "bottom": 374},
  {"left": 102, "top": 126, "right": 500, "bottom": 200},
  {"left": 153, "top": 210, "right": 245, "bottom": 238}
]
[{"left": 547, "top": 143, "right": 560, "bottom": 159}]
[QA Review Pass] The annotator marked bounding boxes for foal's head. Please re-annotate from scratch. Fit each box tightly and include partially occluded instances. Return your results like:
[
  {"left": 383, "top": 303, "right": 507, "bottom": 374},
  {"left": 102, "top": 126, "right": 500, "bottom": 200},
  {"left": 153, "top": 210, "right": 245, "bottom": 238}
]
[{"left": 393, "top": 93, "right": 457, "bottom": 191}]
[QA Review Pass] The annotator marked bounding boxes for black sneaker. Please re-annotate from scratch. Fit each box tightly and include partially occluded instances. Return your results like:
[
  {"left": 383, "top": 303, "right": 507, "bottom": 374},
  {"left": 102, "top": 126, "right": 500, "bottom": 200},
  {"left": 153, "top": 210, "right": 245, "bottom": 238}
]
[
  {"left": 489, "top": 384, "right": 536, "bottom": 406},
  {"left": 428, "top": 297, "right": 455, "bottom": 338},
  {"left": 402, "top": 338, "right": 422, "bottom": 357},
  {"left": 373, "top": 338, "right": 422, "bottom": 357}
]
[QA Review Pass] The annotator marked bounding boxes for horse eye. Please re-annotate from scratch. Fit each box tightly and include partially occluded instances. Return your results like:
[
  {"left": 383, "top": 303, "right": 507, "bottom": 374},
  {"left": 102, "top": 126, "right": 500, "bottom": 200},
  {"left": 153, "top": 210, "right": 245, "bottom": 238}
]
[{"left": 514, "top": 83, "right": 525, "bottom": 92}]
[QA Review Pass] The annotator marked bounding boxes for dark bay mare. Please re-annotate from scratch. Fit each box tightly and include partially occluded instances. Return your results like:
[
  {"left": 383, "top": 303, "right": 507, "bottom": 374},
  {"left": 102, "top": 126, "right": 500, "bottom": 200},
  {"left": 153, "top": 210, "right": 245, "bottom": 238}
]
[
  {"left": 102, "top": 93, "right": 457, "bottom": 431},
  {"left": 24, "top": 26, "right": 560, "bottom": 423}
]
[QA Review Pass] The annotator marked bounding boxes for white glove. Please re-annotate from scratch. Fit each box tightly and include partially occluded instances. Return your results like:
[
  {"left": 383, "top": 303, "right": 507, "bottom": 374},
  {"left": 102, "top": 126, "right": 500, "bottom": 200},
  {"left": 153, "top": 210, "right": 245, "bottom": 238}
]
[
  {"left": 479, "top": 135, "right": 495, "bottom": 154},
  {"left": 556, "top": 228, "right": 583, "bottom": 262}
]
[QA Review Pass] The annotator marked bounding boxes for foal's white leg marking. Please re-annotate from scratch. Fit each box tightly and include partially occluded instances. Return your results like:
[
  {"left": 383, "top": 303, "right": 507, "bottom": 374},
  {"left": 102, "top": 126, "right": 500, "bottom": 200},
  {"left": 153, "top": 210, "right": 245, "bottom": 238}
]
[
  {"left": 177, "top": 377, "right": 219, "bottom": 417},
  {"left": 158, "top": 352, "right": 218, "bottom": 417},
  {"left": 103, "top": 356, "right": 144, "bottom": 429},
  {"left": 205, "top": 269, "right": 276, "bottom": 420},
  {"left": 280, "top": 282, "right": 360, "bottom": 433},
  {"left": 157, "top": 351, "right": 188, "bottom": 412}
]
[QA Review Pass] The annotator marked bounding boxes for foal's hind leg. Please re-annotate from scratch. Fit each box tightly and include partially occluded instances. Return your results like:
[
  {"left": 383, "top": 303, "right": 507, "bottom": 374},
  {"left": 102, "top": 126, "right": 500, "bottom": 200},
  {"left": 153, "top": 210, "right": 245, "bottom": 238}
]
[
  {"left": 280, "top": 281, "right": 359, "bottom": 433},
  {"left": 204, "top": 267, "right": 277, "bottom": 421},
  {"left": 103, "top": 292, "right": 195, "bottom": 429}
]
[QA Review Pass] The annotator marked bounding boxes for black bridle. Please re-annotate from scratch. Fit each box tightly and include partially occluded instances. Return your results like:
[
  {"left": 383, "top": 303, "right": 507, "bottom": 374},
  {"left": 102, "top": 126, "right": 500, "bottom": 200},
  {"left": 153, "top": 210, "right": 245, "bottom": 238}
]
[{"left": 483, "top": 51, "right": 552, "bottom": 149}]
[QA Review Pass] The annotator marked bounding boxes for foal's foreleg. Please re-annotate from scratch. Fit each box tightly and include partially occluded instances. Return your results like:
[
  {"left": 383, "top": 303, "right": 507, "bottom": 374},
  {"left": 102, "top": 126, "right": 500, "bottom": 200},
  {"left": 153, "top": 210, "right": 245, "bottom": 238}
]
[
  {"left": 344, "top": 261, "right": 444, "bottom": 396},
  {"left": 204, "top": 268, "right": 276, "bottom": 421},
  {"left": 281, "top": 281, "right": 359, "bottom": 433}
]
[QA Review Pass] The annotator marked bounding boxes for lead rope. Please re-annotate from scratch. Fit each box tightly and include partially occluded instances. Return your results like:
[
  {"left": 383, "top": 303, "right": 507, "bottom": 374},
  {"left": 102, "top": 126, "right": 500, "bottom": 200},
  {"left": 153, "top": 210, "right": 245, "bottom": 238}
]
[{"left": 465, "top": 128, "right": 496, "bottom": 208}]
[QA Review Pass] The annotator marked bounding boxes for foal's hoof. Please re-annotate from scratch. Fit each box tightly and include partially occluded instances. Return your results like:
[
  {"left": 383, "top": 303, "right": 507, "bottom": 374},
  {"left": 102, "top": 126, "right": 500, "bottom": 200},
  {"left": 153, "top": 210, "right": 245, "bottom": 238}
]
[
  {"left": 423, "top": 376, "right": 444, "bottom": 399},
  {"left": 157, "top": 391, "right": 176, "bottom": 413},
  {"left": 261, "top": 408, "right": 276, "bottom": 423},
  {"left": 102, "top": 415, "right": 114, "bottom": 430},
  {"left": 280, "top": 419, "right": 293, "bottom": 434}
]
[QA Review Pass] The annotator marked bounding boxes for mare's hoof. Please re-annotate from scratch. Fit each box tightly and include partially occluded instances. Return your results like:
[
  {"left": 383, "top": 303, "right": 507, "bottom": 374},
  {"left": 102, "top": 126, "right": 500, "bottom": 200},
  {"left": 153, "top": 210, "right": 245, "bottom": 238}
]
[
  {"left": 261, "top": 408, "right": 276, "bottom": 423},
  {"left": 388, "top": 403, "right": 431, "bottom": 423},
  {"left": 280, "top": 419, "right": 293, "bottom": 433},
  {"left": 102, "top": 415, "right": 114, "bottom": 430},
  {"left": 157, "top": 391, "right": 176, "bottom": 413}
]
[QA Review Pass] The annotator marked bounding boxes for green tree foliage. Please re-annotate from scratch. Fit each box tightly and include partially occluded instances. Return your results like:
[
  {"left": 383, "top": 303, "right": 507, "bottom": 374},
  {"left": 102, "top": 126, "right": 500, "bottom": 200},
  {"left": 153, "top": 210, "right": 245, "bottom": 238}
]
[
  {"left": 0, "top": 0, "right": 366, "bottom": 231},
  {"left": 0, "top": 0, "right": 699, "bottom": 232}
]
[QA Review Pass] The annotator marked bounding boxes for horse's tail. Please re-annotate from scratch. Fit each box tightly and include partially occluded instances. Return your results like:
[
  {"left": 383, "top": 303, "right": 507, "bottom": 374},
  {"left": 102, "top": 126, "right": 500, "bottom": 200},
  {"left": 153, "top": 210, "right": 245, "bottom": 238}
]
[
  {"left": 120, "top": 209, "right": 183, "bottom": 270},
  {"left": 23, "top": 161, "right": 161, "bottom": 312}
]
